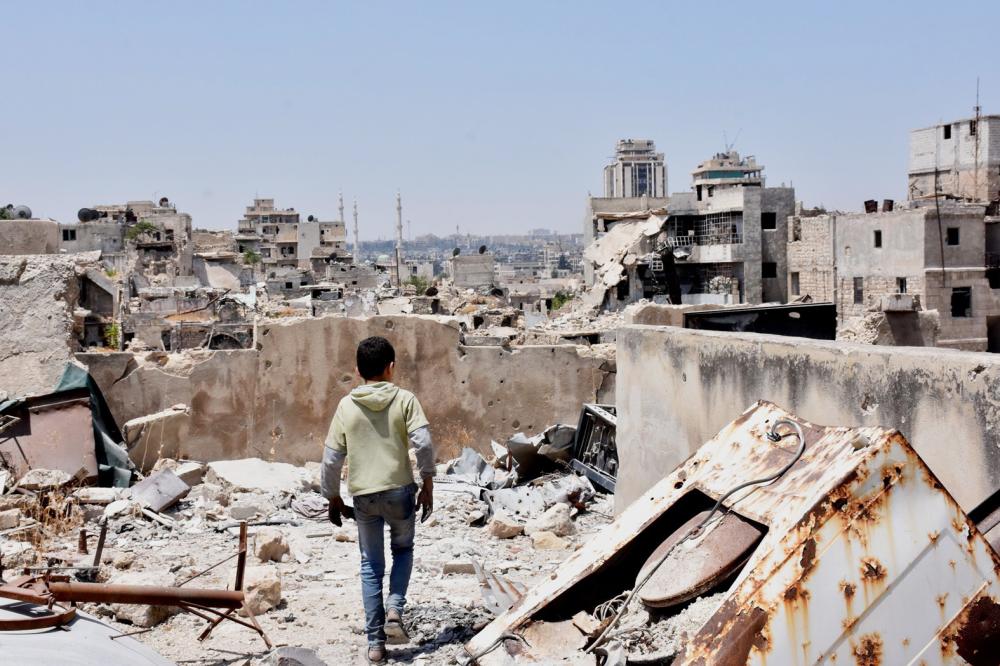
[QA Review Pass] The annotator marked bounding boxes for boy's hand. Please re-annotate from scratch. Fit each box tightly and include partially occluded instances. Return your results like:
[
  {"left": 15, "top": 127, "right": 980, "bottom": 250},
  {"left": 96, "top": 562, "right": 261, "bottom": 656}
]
[
  {"left": 328, "top": 496, "right": 347, "bottom": 527},
  {"left": 416, "top": 478, "right": 433, "bottom": 522}
]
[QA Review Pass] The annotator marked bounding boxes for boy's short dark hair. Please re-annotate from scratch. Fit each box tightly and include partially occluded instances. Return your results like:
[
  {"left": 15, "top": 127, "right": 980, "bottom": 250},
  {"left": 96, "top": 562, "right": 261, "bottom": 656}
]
[{"left": 357, "top": 336, "right": 395, "bottom": 380}]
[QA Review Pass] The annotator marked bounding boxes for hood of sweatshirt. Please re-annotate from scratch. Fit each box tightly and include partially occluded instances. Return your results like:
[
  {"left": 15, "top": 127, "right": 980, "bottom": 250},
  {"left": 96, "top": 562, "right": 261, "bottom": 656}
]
[{"left": 350, "top": 381, "right": 399, "bottom": 412}]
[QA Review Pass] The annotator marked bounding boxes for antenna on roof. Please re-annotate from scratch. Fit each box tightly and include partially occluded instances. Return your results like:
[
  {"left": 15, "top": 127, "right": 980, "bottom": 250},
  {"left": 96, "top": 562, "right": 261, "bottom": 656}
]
[{"left": 723, "top": 129, "right": 742, "bottom": 153}]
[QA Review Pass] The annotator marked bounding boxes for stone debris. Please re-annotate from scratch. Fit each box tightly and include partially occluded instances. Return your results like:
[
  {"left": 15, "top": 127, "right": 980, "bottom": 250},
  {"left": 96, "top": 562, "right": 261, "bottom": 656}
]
[
  {"left": 255, "top": 527, "right": 291, "bottom": 563},
  {"left": 240, "top": 565, "right": 283, "bottom": 616},
  {"left": 530, "top": 530, "right": 569, "bottom": 550},
  {"left": 487, "top": 512, "right": 523, "bottom": 539},
  {"left": 524, "top": 503, "right": 577, "bottom": 537},
  {"left": 73, "top": 487, "right": 122, "bottom": 505},
  {"left": 16, "top": 467, "right": 73, "bottom": 491},
  {"left": 206, "top": 458, "right": 309, "bottom": 494},
  {"left": 129, "top": 468, "right": 190, "bottom": 512},
  {"left": 615, "top": 592, "right": 726, "bottom": 660},
  {"left": 0, "top": 507, "right": 21, "bottom": 530}
]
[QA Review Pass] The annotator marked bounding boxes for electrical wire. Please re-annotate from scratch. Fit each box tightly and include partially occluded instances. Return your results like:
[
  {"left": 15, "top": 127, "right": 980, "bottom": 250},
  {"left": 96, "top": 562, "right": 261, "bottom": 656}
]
[{"left": 585, "top": 418, "right": 806, "bottom": 653}]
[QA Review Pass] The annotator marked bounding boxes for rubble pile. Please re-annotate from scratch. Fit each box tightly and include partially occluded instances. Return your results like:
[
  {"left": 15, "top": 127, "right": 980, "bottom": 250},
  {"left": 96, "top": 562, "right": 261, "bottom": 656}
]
[{"left": 0, "top": 423, "right": 612, "bottom": 664}]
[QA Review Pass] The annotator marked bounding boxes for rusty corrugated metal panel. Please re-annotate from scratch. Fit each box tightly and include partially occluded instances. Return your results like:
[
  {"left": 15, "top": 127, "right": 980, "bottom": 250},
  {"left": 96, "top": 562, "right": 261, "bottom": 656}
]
[{"left": 463, "top": 402, "right": 1000, "bottom": 665}]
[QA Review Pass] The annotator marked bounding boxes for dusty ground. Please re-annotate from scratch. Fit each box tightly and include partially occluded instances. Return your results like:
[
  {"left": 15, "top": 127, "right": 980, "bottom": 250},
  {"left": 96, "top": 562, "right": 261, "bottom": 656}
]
[{"left": 37, "top": 473, "right": 613, "bottom": 665}]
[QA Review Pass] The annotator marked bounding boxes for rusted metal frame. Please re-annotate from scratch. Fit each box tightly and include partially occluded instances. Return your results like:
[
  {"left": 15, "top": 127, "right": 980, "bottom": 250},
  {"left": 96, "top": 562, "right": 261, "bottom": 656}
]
[
  {"left": 190, "top": 601, "right": 272, "bottom": 648},
  {"left": 197, "top": 607, "right": 237, "bottom": 641}
]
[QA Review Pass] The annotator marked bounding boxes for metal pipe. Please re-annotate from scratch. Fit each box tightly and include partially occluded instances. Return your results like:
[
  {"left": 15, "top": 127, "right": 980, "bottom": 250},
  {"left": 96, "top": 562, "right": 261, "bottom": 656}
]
[{"left": 47, "top": 582, "right": 244, "bottom": 609}]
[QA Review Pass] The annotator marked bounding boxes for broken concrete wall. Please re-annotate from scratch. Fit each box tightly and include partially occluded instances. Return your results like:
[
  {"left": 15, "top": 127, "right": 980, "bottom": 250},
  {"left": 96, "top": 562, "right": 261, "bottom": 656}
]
[
  {"left": 616, "top": 324, "right": 1000, "bottom": 514},
  {"left": 0, "top": 253, "right": 101, "bottom": 397},
  {"left": 0, "top": 219, "right": 60, "bottom": 254},
  {"left": 78, "top": 315, "right": 614, "bottom": 464}
]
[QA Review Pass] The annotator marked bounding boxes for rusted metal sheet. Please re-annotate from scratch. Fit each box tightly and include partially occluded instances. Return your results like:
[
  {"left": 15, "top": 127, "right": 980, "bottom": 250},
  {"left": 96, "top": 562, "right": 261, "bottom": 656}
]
[
  {"left": 0, "top": 388, "right": 98, "bottom": 481},
  {"left": 637, "top": 509, "right": 764, "bottom": 608},
  {"left": 462, "top": 401, "right": 1000, "bottom": 665}
]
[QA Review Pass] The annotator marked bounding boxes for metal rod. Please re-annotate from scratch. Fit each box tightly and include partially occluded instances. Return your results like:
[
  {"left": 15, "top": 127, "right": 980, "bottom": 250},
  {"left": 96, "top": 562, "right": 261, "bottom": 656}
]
[
  {"left": 92, "top": 521, "right": 108, "bottom": 568},
  {"left": 235, "top": 521, "right": 247, "bottom": 591},
  {"left": 47, "top": 581, "right": 244, "bottom": 609}
]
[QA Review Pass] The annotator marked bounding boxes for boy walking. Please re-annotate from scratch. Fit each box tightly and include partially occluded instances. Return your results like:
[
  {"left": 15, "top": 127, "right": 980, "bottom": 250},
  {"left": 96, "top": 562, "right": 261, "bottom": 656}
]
[{"left": 320, "top": 336, "right": 434, "bottom": 664}]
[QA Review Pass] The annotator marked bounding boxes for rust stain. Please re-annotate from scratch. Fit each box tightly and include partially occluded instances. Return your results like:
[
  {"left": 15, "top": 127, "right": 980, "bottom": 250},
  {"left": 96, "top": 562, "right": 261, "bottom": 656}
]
[
  {"left": 800, "top": 538, "right": 818, "bottom": 578},
  {"left": 840, "top": 580, "right": 857, "bottom": 599},
  {"left": 860, "top": 557, "right": 887, "bottom": 582},
  {"left": 851, "top": 632, "right": 883, "bottom": 666},
  {"left": 940, "top": 595, "right": 1000, "bottom": 666},
  {"left": 928, "top": 530, "right": 940, "bottom": 545},
  {"left": 678, "top": 600, "right": 771, "bottom": 666}
]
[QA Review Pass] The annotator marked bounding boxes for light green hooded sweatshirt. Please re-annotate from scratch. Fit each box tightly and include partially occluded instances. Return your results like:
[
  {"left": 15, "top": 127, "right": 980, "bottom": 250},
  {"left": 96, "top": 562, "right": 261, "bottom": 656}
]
[{"left": 325, "top": 382, "right": 428, "bottom": 496}]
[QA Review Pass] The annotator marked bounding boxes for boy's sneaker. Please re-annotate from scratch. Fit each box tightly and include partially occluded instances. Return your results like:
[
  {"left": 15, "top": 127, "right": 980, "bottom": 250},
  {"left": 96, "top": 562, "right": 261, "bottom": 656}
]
[
  {"left": 384, "top": 608, "right": 409, "bottom": 644},
  {"left": 365, "top": 644, "right": 387, "bottom": 664}
]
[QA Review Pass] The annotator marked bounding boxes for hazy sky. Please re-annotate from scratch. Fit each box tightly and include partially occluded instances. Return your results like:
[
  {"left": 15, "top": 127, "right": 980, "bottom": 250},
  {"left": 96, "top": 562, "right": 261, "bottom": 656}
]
[{"left": 4, "top": 1, "right": 999, "bottom": 238}]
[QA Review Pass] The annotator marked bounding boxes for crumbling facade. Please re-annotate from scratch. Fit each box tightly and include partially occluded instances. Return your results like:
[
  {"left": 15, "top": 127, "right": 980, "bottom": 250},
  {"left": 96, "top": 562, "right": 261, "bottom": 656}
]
[{"left": 584, "top": 151, "right": 794, "bottom": 308}]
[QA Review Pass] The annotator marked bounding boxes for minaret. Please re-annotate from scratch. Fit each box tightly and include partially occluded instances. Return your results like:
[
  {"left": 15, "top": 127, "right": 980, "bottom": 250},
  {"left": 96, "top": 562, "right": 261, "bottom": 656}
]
[
  {"left": 352, "top": 200, "right": 360, "bottom": 263},
  {"left": 338, "top": 191, "right": 345, "bottom": 223},
  {"left": 395, "top": 191, "right": 404, "bottom": 286}
]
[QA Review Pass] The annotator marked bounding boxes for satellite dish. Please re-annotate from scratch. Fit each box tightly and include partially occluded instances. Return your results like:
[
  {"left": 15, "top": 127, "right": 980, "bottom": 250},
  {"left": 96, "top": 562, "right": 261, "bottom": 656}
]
[
  {"left": 12, "top": 205, "right": 32, "bottom": 219},
  {"left": 478, "top": 245, "right": 487, "bottom": 255},
  {"left": 452, "top": 248, "right": 461, "bottom": 257},
  {"left": 158, "top": 197, "right": 170, "bottom": 207},
  {"left": 78, "top": 208, "right": 99, "bottom": 222},
  {"left": 308, "top": 215, "right": 316, "bottom": 222}
]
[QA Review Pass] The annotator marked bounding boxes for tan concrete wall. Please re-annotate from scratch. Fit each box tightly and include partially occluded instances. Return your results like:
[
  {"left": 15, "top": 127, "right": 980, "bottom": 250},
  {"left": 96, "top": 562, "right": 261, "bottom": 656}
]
[
  {"left": 0, "top": 219, "right": 60, "bottom": 254},
  {"left": 0, "top": 254, "right": 91, "bottom": 397},
  {"left": 615, "top": 324, "right": 1000, "bottom": 514},
  {"left": 77, "top": 315, "right": 614, "bottom": 465}
]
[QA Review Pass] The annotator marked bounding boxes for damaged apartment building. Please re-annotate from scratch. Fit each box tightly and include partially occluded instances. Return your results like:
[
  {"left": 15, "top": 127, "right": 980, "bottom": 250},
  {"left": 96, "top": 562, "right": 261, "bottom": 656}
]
[
  {"left": 584, "top": 143, "right": 793, "bottom": 309},
  {"left": 788, "top": 113, "right": 1000, "bottom": 351}
]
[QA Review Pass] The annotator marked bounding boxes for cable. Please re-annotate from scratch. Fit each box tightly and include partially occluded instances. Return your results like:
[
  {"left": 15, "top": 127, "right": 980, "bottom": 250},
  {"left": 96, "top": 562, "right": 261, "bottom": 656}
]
[{"left": 585, "top": 418, "right": 806, "bottom": 653}]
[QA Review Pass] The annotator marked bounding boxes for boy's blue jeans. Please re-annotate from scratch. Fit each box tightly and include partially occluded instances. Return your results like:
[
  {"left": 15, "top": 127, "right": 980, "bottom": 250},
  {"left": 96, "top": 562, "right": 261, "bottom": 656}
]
[{"left": 353, "top": 483, "right": 417, "bottom": 647}]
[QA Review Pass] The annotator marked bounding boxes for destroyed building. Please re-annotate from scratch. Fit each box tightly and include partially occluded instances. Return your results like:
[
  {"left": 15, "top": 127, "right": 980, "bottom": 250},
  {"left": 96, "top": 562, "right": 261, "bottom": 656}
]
[
  {"left": 584, "top": 150, "right": 794, "bottom": 309},
  {"left": 788, "top": 199, "right": 1000, "bottom": 351}
]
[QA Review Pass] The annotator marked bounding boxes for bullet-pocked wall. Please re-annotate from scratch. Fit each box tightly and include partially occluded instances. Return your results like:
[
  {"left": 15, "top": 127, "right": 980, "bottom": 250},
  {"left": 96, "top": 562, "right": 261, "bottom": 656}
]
[
  {"left": 78, "top": 315, "right": 615, "bottom": 465},
  {"left": 615, "top": 324, "right": 1000, "bottom": 514}
]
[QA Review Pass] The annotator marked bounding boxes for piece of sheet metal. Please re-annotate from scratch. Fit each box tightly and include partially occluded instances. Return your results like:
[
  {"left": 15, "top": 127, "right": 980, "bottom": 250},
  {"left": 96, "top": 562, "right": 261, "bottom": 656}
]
[
  {"left": 472, "top": 560, "right": 526, "bottom": 616},
  {"left": 636, "top": 509, "right": 764, "bottom": 609},
  {"left": 0, "top": 388, "right": 98, "bottom": 481},
  {"left": 464, "top": 401, "right": 1000, "bottom": 665}
]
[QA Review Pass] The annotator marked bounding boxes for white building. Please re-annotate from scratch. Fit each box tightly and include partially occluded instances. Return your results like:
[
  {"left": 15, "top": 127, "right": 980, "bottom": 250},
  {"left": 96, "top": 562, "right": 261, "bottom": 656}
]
[
  {"left": 603, "top": 139, "right": 667, "bottom": 198},
  {"left": 908, "top": 114, "right": 1000, "bottom": 205}
]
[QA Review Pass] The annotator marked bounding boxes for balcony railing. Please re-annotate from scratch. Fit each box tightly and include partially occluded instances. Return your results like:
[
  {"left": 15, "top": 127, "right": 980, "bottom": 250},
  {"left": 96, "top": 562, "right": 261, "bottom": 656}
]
[{"left": 664, "top": 232, "right": 743, "bottom": 247}]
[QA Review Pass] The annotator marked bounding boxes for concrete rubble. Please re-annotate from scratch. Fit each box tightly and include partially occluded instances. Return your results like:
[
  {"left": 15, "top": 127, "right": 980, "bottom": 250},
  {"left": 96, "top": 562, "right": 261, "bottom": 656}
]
[{"left": 0, "top": 415, "right": 614, "bottom": 664}]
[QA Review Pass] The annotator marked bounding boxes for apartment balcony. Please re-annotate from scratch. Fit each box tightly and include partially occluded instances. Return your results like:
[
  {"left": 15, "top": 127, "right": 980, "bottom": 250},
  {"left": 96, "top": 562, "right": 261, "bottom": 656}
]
[{"left": 664, "top": 233, "right": 745, "bottom": 264}]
